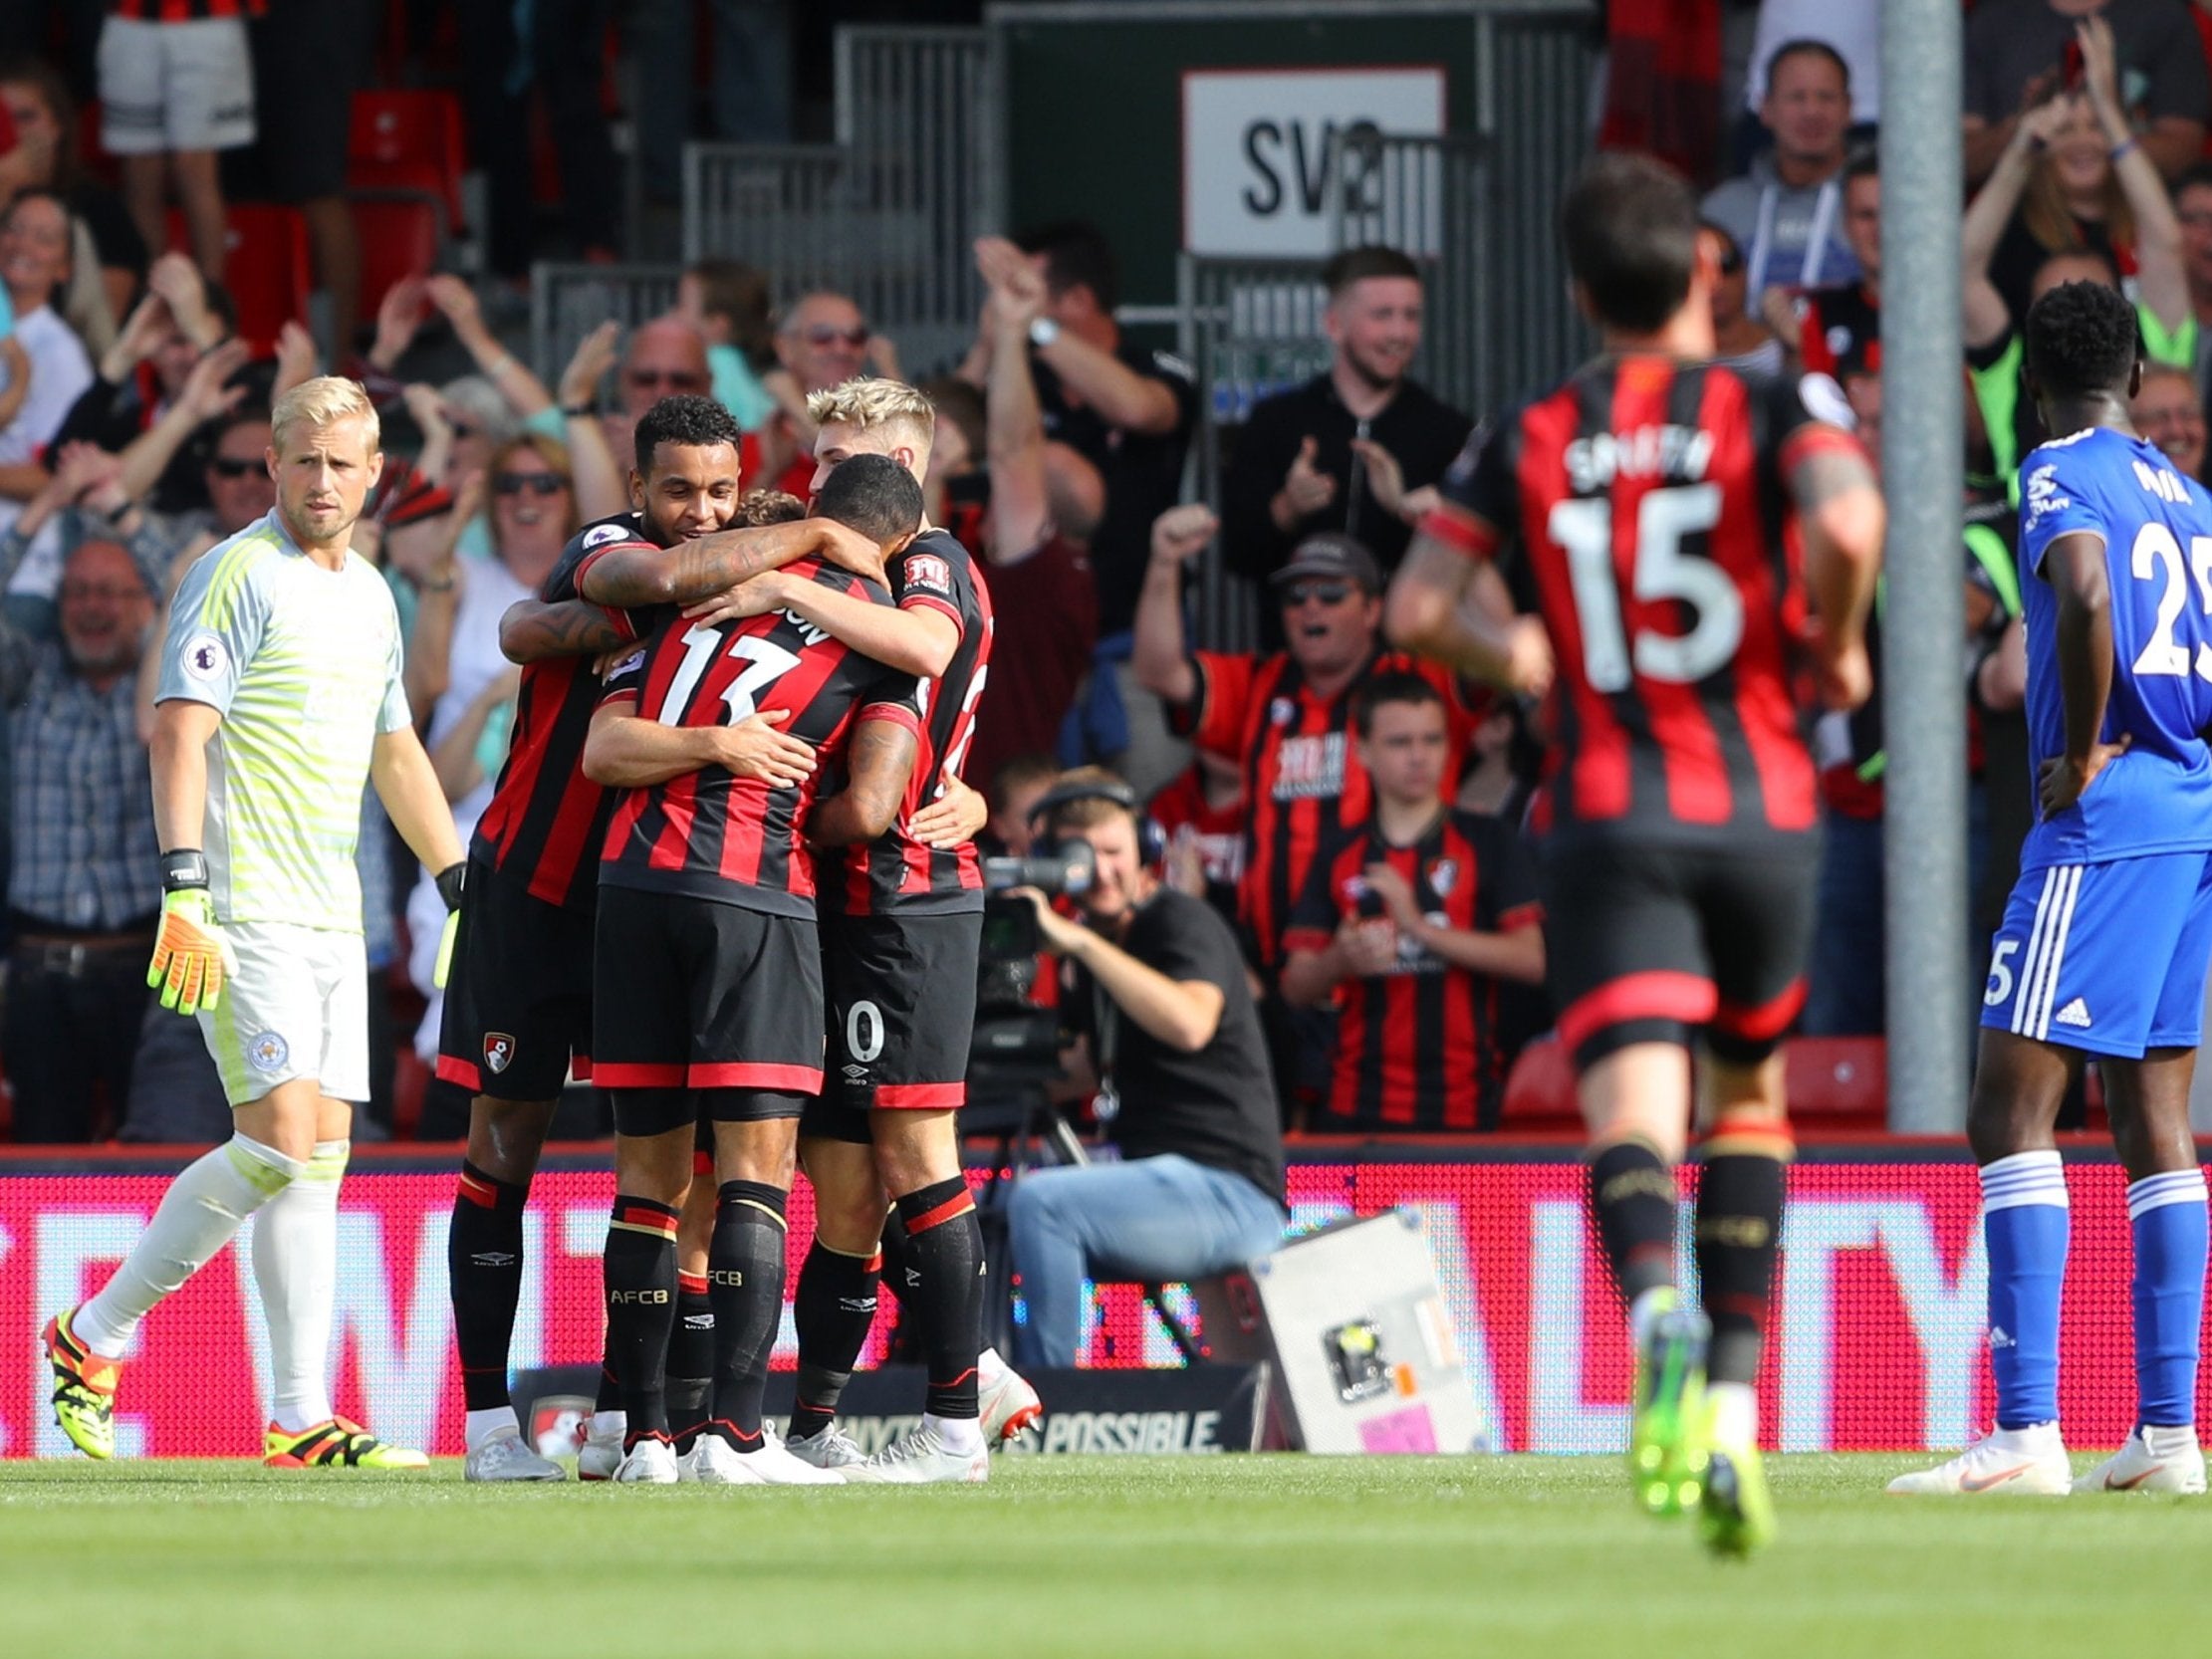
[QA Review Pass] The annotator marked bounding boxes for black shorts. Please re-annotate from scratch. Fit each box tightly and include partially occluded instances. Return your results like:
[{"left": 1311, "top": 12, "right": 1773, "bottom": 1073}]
[
  {"left": 594, "top": 887, "right": 824, "bottom": 1136},
  {"left": 801, "top": 909, "right": 980, "bottom": 1144},
  {"left": 435, "top": 859, "right": 594, "bottom": 1102},
  {"left": 1542, "top": 825, "right": 1820, "bottom": 1070}
]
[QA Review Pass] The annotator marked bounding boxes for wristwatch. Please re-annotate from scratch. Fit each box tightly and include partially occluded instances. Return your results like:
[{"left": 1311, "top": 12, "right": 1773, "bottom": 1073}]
[{"left": 1028, "top": 317, "right": 1061, "bottom": 350}]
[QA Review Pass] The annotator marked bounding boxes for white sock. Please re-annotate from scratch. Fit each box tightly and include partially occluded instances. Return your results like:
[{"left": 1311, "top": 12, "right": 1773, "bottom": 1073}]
[
  {"left": 466, "top": 1407, "right": 521, "bottom": 1452},
  {"left": 924, "top": 1411, "right": 984, "bottom": 1455},
  {"left": 75, "top": 1134, "right": 303, "bottom": 1358},
  {"left": 588, "top": 1410, "right": 626, "bottom": 1441},
  {"left": 1706, "top": 1381, "right": 1757, "bottom": 1449},
  {"left": 253, "top": 1138, "right": 347, "bottom": 1433}
]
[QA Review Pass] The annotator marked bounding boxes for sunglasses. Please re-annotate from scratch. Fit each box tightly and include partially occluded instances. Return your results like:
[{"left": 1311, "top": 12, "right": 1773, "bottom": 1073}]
[
  {"left": 626, "top": 369, "right": 707, "bottom": 390},
  {"left": 1281, "top": 581, "right": 1354, "bottom": 608},
  {"left": 802, "top": 325, "right": 869, "bottom": 348},
  {"left": 208, "top": 457, "right": 262, "bottom": 479},
  {"left": 448, "top": 420, "right": 479, "bottom": 440},
  {"left": 494, "top": 472, "right": 569, "bottom": 497}
]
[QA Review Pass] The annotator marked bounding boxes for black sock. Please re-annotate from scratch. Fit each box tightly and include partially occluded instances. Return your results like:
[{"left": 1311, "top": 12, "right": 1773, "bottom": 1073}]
[
  {"left": 449, "top": 1160, "right": 529, "bottom": 1413},
  {"left": 894, "top": 1177, "right": 985, "bottom": 1421},
  {"left": 594, "top": 1359, "right": 619, "bottom": 1416},
  {"left": 1587, "top": 1138, "right": 1679, "bottom": 1308},
  {"left": 602, "top": 1195, "right": 680, "bottom": 1446},
  {"left": 790, "top": 1239, "right": 880, "bottom": 1440},
  {"left": 1695, "top": 1136, "right": 1790, "bottom": 1387},
  {"left": 667, "top": 1271, "right": 715, "bottom": 1452},
  {"left": 706, "top": 1180, "right": 788, "bottom": 1447}
]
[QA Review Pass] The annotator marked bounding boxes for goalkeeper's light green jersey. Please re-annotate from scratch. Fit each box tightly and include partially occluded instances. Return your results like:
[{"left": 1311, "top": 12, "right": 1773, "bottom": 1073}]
[{"left": 156, "top": 510, "right": 412, "bottom": 933}]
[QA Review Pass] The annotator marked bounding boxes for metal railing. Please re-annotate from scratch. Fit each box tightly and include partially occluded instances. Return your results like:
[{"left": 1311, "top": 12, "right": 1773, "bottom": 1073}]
[
  {"left": 680, "top": 142, "right": 856, "bottom": 297},
  {"left": 528, "top": 261, "right": 683, "bottom": 386}
]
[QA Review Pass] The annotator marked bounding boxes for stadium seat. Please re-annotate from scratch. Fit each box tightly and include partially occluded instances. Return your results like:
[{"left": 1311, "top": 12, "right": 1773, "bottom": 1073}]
[
  {"left": 1499, "top": 1037, "right": 1577, "bottom": 1129},
  {"left": 1785, "top": 1037, "right": 1885, "bottom": 1130},
  {"left": 348, "top": 89, "right": 466, "bottom": 233},
  {"left": 351, "top": 195, "right": 441, "bottom": 332},
  {"left": 166, "top": 205, "right": 312, "bottom": 356}
]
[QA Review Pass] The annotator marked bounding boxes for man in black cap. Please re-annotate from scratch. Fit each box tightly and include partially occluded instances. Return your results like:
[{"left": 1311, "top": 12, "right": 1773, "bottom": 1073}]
[{"left": 1132, "top": 507, "right": 1484, "bottom": 1112}]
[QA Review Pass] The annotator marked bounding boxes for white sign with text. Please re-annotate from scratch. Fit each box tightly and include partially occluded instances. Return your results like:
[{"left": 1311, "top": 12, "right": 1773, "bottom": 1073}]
[{"left": 1182, "top": 67, "right": 1447, "bottom": 257}]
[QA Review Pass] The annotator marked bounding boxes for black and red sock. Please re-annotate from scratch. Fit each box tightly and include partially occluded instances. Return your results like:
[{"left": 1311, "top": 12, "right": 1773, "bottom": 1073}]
[
  {"left": 667, "top": 1270, "right": 715, "bottom": 1453},
  {"left": 602, "top": 1194, "right": 680, "bottom": 1446},
  {"left": 449, "top": 1160, "right": 529, "bottom": 1413},
  {"left": 1587, "top": 1138, "right": 1679, "bottom": 1308},
  {"left": 790, "top": 1239, "right": 880, "bottom": 1441},
  {"left": 705, "top": 1180, "right": 788, "bottom": 1448},
  {"left": 1695, "top": 1119, "right": 1792, "bottom": 1386},
  {"left": 894, "top": 1177, "right": 984, "bottom": 1421}
]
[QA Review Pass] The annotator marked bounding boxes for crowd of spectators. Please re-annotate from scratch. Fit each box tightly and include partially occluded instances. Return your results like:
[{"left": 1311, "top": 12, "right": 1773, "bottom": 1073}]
[{"left": 9, "top": 0, "right": 2212, "bottom": 1143}]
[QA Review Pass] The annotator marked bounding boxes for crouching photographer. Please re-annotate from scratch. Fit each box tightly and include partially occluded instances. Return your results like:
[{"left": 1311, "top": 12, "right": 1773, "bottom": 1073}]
[{"left": 1001, "top": 769, "right": 1287, "bottom": 1369}]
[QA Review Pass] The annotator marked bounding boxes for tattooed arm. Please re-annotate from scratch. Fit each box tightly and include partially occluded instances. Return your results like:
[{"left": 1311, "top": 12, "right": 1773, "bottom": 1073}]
[
  {"left": 500, "top": 597, "right": 632, "bottom": 664},
  {"left": 578, "top": 519, "right": 886, "bottom": 608},
  {"left": 1788, "top": 435, "right": 1886, "bottom": 713},
  {"left": 807, "top": 712, "right": 921, "bottom": 846}
]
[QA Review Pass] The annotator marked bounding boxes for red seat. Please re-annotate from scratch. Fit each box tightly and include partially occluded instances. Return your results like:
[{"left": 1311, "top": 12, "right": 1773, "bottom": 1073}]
[
  {"left": 166, "top": 205, "right": 311, "bottom": 355},
  {"left": 351, "top": 195, "right": 441, "bottom": 334},
  {"left": 348, "top": 90, "right": 466, "bottom": 232},
  {"left": 1500, "top": 1037, "right": 1577, "bottom": 1127},
  {"left": 1785, "top": 1037, "right": 1885, "bottom": 1129}
]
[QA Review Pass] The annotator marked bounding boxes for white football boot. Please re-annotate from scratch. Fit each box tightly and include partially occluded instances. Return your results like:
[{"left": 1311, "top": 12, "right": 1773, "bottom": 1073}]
[
  {"left": 2072, "top": 1426, "right": 2207, "bottom": 1494},
  {"left": 977, "top": 1348, "right": 1043, "bottom": 1447},
  {"left": 1886, "top": 1424, "right": 2072, "bottom": 1495},
  {"left": 785, "top": 1422, "right": 869, "bottom": 1471},
  {"left": 682, "top": 1430, "right": 846, "bottom": 1487},
  {"left": 612, "top": 1439, "right": 680, "bottom": 1484},
  {"left": 842, "top": 1424, "right": 991, "bottom": 1485},
  {"left": 464, "top": 1430, "right": 567, "bottom": 1483}
]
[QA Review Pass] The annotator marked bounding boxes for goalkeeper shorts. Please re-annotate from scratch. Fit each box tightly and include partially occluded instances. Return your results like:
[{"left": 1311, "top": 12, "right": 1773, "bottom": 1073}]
[{"left": 196, "top": 921, "right": 369, "bottom": 1106}]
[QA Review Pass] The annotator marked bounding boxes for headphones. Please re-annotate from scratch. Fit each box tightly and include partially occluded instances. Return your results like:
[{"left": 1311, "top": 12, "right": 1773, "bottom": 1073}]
[{"left": 1027, "top": 776, "right": 1168, "bottom": 867}]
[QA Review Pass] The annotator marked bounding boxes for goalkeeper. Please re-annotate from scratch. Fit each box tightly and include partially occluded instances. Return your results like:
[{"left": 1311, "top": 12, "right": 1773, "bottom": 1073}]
[{"left": 44, "top": 377, "right": 466, "bottom": 1469}]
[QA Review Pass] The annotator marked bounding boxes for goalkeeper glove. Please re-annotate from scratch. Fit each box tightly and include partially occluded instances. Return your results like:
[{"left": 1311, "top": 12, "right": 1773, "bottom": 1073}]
[
  {"left": 433, "top": 861, "right": 466, "bottom": 991},
  {"left": 148, "top": 849, "right": 235, "bottom": 1017}
]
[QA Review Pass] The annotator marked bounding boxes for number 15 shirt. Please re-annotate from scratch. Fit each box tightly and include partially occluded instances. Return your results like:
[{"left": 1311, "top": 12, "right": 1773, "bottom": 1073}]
[{"left": 1419, "top": 357, "right": 1860, "bottom": 840}]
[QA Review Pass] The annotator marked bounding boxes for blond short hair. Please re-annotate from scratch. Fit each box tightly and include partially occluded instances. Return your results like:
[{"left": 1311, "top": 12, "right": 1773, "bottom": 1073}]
[
  {"left": 805, "top": 376, "right": 935, "bottom": 450},
  {"left": 272, "top": 375, "right": 381, "bottom": 454}
]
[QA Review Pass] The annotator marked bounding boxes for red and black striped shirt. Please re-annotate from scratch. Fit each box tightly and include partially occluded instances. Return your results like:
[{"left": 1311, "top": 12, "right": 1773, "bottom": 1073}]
[
  {"left": 833, "top": 529, "right": 994, "bottom": 916},
  {"left": 469, "top": 515, "right": 659, "bottom": 912},
  {"left": 1283, "top": 809, "right": 1542, "bottom": 1130},
  {"left": 598, "top": 560, "right": 919, "bottom": 918},
  {"left": 1421, "top": 356, "right": 1859, "bottom": 838},
  {"left": 110, "top": 1, "right": 265, "bottom": 20},
  {"left": 1178, "top": 649, "right": 1476, "bottom": 968}
]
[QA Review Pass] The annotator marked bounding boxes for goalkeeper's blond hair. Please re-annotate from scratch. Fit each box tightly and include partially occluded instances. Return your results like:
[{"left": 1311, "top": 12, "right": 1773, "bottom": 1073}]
[
  {"left": 272, "top": 375, "right": 381, "bottom": 454},
  {"left": 805, "top": 376, "right": 935, "bottom": 454}
]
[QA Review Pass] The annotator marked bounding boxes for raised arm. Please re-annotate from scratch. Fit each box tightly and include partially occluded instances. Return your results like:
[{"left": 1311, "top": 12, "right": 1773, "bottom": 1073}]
[
  {"left": 577, "top": 517, "right": 882, "bottom": 608},
  {"left": 983, "top": 260, "right": 1054, "bottom": 560},
  {"left": 806, "top": 710, "right": 921, "bottom": 846},
  {"left": 115, "top": 339, "right": 251, "bottom": 505},
  {"left": 500, "top": 596, "right": 631, "bottom": 664},
  {"left": 2082, "top": 20, "right": 2190, "bottom": 337},
  {"left": 1132, "top": 504, "right": 1213, "bottom": 707},
  {"left": 427, "top": 274, "right": 555, "bottom": 418},
  {"left": 1964, "top": 101, "right": 2068, "bottom": 351}
]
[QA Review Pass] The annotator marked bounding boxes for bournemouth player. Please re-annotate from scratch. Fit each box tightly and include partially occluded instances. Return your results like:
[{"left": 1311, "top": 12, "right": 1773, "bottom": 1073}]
[
  {"left": 1891, "top": 282, "right": 2212, "bottom": 1499},
  {"left": 1280, "top": 673, "right": 1545, "bottom": 1130},
  {"left": 1384, "top": 153, "right": 1883, "bottom": 1554},
  {"left": 46, "top": 378, "right": 467, "bottom": 1468},
  {"left": 440, "top": 397, "right": 885, "bottom": 1482},
  {"left": 684, "top": 377, "right": 1038, "bottom": 1477},
  {"left": 582, "top": 454, "right": 925, "bottom": 1486}
]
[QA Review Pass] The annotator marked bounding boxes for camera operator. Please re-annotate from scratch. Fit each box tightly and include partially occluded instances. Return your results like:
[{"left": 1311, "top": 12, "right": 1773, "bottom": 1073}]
[{"left": 1001, "top": 769, "right": 1287, "bottom": 1369}]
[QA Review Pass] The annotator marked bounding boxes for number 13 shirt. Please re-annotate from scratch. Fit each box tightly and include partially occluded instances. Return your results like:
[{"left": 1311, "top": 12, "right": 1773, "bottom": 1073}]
[{"left": 1420, "top": 357, "right": 1858, "bottom": 839}]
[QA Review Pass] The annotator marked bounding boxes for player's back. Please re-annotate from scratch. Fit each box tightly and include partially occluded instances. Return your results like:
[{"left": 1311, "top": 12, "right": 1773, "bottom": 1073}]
[
  {"left": 1453, "top": 356, "right": 1833, "bottom": 840},
  {"left": 600, "top": 556, "right": 916, "bottom": 913},
  {"left": 2017, "top": 426, "right": 2212, "bottom": 869}
]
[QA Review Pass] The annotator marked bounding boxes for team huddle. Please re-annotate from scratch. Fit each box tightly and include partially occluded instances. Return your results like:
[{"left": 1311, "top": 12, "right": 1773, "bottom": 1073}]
[{"left": 29, "top": 152, "right": 2212, "bottom": 1533}]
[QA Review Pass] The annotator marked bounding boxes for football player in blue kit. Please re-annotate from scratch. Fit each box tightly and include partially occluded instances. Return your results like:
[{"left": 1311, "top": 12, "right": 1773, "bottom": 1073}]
[{"left": 1893, "top": 281, "right": 2212, "bottom": 1498}]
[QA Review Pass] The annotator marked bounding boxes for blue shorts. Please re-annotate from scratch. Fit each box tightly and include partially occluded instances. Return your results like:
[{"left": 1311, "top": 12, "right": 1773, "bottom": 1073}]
[{"left": 1980, "top": 852, "right": 2212, "bottom": 1058}]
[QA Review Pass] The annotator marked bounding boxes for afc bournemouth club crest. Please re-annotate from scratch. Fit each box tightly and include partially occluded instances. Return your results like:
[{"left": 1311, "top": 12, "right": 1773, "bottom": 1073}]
[{"left": 484, "top": 1032, "right": 517, "bottom": 1074}]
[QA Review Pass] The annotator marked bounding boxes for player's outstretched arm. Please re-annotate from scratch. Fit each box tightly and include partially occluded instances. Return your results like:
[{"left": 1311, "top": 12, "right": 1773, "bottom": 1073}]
[
  {"left": 692, "top": 572, "right": 960, "bottom": 679},
  {"left": 499, "top": 597, "right": 629, "bottom": 664},
  {"left": 1385, "top": 537, "right": 1553, "bottom": 696},
  {"left": 1788, "top": 439, "right": 1886, "bottom": 711},
  {"left": 579, "top": 520, "right": 884, "bottom": 608},
  {"left": 806, "top": 709, "right": 921, "bottom": 846},
  {"left": 369, "top": 726, "right": 466, "bottom": 875}
]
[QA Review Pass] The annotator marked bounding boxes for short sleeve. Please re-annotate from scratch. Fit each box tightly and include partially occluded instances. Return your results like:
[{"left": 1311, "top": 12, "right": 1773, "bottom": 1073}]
[
  {"left": 156, "top": 543, "right": 267, "bottom": 713},
  {"left": 893, "top": 542, "right": 967, "bottom": 627},
  {"left": 376, "top": 587, "right": 411, "bottom": 734},
  {"left": 1474, "top": 818, "right": 1543, "bottom": 932},
  {"left": 2019, "top": 448, "right": 2108, "bottom": 578},
  {"left": 1419, "top": 419, "right": 1517, "bottom": 561},
  {"left": 600, "top": 641, "right": 650, "bottom": 705},
  {"left": 1132, "top": 892, "right": 1244, "bottom": 998},
  {"left": 1281, "top": 843, "right": 1348, "bottom": 957},
  {"left": 1179, "top": 650, "right": 1255, "bottom": 755}
]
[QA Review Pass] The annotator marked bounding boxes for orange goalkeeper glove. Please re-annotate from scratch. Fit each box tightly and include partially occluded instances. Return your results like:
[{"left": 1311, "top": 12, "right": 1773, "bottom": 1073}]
[{"left": 147, "top": 850, "right": 234, "bottom": 1017}]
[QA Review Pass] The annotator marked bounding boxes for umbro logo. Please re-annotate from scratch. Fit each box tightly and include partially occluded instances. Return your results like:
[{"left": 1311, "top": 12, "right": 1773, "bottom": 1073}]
[
  {"left": 844, "top": 1065, "right": 868, "bottom": 1081},
  {"left": 2055, "top": 998, "right": 2093, "bottom": 1030},
  {"left": 470, "top": 1252, "right": 518, "bottom": 1267},
  {"left": 838, "top": 1297, "right": 878, "bottom": 1313},
  {"left": 1989, "top": 1325, "right": 2016, "bottom": 1349},
  {"left": 905, "top": 1268, "right": 922, "bottom": 1288},
  {"left": 682, "top": 1314, "right": 714, "bottom": 1330}
]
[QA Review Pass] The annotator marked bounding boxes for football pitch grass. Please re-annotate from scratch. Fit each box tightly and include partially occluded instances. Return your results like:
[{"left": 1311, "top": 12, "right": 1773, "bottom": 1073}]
[{"left": 2, "top": 1454, "right": 2205, "bottom": 1658}]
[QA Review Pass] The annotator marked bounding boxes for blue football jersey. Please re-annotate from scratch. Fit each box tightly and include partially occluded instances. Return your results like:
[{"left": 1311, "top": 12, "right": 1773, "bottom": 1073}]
[{"left": 2017, "top": 425, "right": 2212, "bottom": 870}]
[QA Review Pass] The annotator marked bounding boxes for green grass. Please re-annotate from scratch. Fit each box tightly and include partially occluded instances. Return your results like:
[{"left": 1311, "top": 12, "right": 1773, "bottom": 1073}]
[{"left": 1, "top": 1455, "right": 2204, "bottom": 1657}]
